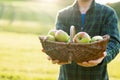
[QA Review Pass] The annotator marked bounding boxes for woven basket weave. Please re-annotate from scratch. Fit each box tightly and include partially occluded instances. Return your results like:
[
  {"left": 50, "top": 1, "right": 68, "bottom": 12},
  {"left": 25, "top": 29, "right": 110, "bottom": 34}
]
[
  {"left": 39, "top": 36, "right": 71, "bottom": 63},
  {"left": 69, "top": 35, "right": 110, "bottom": 62},
  {"left": 39, "top": 26, "right": 110, "bottom": 63}
]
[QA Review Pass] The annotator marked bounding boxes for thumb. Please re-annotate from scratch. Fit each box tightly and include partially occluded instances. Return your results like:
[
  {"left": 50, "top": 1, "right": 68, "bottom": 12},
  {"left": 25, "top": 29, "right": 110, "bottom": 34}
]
[
  {"left": 41, "top": 48, "right": 45, "bottom": 52},
  {"left": 47, "top": 56, "right": 52, "bottom": 60}
]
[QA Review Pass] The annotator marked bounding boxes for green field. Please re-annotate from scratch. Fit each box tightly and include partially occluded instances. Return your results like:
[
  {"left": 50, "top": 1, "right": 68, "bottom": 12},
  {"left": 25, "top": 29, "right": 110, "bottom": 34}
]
[
  {"left": 0, "top": 31, "right": 120, "bottom": 80},
  {"left": 0, "top": 31, "right": 60, "bottom": 80}
]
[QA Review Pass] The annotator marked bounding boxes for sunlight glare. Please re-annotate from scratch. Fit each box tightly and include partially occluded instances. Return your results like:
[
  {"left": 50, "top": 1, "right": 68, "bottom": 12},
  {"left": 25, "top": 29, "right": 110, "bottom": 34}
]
[
  {"left": 35, "top": 0, "right": 56, "bottom": 3},
  {"left": 46, "top": 0, "right": 55, "bottom": 3},
  {"left": 96, "top": 0, "right": 120, "bottom": 4}
]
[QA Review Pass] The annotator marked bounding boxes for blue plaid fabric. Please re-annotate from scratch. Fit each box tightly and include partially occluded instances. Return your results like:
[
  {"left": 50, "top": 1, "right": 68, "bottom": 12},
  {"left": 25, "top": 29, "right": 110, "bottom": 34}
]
[{"left": 55, "top": 0, "right": 120, "bottom": 80}]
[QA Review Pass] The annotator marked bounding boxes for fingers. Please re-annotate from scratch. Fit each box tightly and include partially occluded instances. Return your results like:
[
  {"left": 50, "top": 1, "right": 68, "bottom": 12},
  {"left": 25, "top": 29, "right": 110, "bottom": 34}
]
[
  {"left": 47, "top": 56, "right": 51, "bottom": 60},
  {"left": 77, "top": 62, "right": 97, "bottom": 67},
  {"left": 47, "top": 56, "right": 69, "bottom": 65},
  {"left": 88, "top": 57, "right": 104, "bottom": 64},
  {"left": 77, "top": 62, "right": 88, "bottom": 67},
  {"left": 88, "top": 52, "right": 107, "bottom": 64},
  {"left": 48, "top": 57, "right": 60, "bottom": 64},
  {"left": 52, "top": 60, "right": 59, "bottom": 64},
  {"left": 52, "top": 60, "right": 70, "bottom": 65},
  {"left": 58, "top": 62, "right": 69, "bottom": 65},
  {"left": 47, "top": 52, "right": 107, "bottom": 66},
  {"left": 103, "top": 51, "right": 107, "bottom": 57},
  {"left": 41, "top": 48, "right": 45, "bottom": 52},
  {"left": 47, "top": 56, "right": 59, "bottom": 63},
  {"left": 52, "top": 60, "right": 69, "bottom": 65}
]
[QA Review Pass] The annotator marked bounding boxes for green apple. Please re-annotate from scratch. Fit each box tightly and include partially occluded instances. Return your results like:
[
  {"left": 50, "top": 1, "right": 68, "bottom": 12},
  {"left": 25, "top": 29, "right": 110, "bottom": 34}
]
[
  {"left": 45, "top": 35, "right": 55, "bottom": 41},
  {"left": 91, "top": 35, "right": 103, "bottom": 42},
  {"left": 48, "top": 29, "right": 57, "bottom": 37},
  {"left": 73, "top": 32, "right": 91, "bottom": 43},
  {"left": 55, "top": 30, "right": 70, "bottom": 42}
]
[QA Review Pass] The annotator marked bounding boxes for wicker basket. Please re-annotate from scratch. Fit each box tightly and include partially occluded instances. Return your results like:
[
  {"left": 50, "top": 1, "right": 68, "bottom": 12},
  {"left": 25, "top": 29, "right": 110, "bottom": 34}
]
[
  {"left": 39, "top": 36, "right": 71, "bottom": 63},
  {"left": 69, "top": 35, "right": 110, "bottom": 62},
  {"left": 39, "top": 26, "right": 110, "bottom": 63}
]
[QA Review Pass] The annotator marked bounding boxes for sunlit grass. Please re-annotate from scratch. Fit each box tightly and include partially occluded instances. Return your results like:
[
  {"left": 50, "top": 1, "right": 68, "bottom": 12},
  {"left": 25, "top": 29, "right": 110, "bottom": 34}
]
[
  {"left": 0, "top": 31, "right": 60, "bottom": 80},
  {"left": 108, "top": 54, "right": 120, "bottom": 79}
]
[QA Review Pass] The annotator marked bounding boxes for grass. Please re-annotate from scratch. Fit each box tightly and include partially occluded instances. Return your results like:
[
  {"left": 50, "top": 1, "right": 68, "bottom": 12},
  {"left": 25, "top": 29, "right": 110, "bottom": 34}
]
[
  {"left": 0, "top": 31, "right": 120, "bottom": 80},
  {"left": 0, "top": 31, "right": 60, "bottom": 80}
]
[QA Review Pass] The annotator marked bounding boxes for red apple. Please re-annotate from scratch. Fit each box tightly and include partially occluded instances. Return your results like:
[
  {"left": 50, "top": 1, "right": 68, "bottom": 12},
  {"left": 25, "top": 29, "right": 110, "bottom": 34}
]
[{"left": 73, "top": 32, "right": 91, "bottom": 43}]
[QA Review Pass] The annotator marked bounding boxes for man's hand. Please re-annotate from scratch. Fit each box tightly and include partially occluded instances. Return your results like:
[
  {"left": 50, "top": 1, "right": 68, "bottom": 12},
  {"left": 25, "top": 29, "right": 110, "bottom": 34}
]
[
  {"left": 42, "top": 48, "right": 106, "bottom": 66},
  {"left": 77, "top": 52, "right": 107, "bottom": 67},
  {"left": 42, "top": 48, "right": 71, "bottom": 65},
  {"left": 47, "top": 56, "right": 70, "bottom": 65}
]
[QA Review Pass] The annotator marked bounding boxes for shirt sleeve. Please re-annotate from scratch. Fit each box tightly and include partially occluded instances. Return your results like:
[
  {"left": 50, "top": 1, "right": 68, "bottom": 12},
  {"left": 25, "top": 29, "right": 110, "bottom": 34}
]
[
  {"left": 55, "top": 12, "right": 64, "bottom": 30},
  {"left": 99, "top": 9, "right": 120, "bottom": 66},
  {"left": 55, "top": 11, "right": 70, "bottom": 34}
]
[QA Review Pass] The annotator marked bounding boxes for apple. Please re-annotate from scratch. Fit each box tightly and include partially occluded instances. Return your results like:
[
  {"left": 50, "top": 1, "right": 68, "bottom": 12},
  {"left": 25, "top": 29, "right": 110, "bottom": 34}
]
[
  {"left": 91, "top": 35, "right": 103, "bottom": 42},
  {"left": 73, "top": 32, "right": 91, "bottom": 43},
  {"left": 44, "top": 35, "right": 55, "bottom": 41},
  {"left": 55, "top": 30, "right": 70, "bottom": 42},
  {"left": 48, "top": 29, "right": 57, "bottom": 37},
  {"left": 67, "top": 38, "right": 71, "bottom": 43}
]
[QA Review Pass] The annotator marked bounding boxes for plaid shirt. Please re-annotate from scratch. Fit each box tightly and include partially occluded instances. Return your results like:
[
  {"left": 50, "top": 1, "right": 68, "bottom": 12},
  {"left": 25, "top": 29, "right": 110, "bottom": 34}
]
[{"left": 55, "top": 0, "right": 120, "bottom": 80}]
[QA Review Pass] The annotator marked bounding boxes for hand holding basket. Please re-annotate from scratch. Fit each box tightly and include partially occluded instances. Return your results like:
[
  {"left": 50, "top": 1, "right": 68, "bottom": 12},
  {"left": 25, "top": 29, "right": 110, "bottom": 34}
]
[{"left": 39, "top": 26, "right": 110, "bottom": 63}]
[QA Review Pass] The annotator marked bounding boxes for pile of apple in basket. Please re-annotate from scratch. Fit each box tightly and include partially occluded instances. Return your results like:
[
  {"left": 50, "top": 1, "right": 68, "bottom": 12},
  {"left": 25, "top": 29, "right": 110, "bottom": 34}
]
[{"left": 39, "top": 26, "right": 110, "bottom": 63}]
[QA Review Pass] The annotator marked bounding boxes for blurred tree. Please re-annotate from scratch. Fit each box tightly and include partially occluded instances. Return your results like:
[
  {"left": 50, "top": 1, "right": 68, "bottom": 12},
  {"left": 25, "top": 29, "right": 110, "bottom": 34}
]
[
  {"left": 0, "top": 0, "right": 28, "bottom": 1},
  {"left": 0, "top": 0, "right": 119, "bottom": 23},
  {"left": 0, "top": 3, "right": 4, "bottom": 19},
  {"left": 107, "top": 2, "right": 120, "bottom": 20}
]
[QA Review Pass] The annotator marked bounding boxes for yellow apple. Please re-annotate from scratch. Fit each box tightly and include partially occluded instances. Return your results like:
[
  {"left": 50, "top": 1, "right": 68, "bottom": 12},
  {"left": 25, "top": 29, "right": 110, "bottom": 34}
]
[
  {"left": 91, "top": 35, "right": 103, "bottom": 42},
  {"left": 48, "top": 29, "right": 57, "bottom": 37},
  {"left": 55, "top": 30, "right": 70, "bottom": 42},
  {"left": 44, "top": 35, "right": 55, "bottom": 41}
]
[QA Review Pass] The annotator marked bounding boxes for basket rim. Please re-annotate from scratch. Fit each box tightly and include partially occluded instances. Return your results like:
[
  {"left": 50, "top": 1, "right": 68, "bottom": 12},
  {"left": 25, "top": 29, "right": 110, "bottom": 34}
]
[
  {"left": 70, "top": 34, "right": 110, "bottom": 45},
  {"left": 39, "top": 36, "right": 69, "bottom": 45},
  {"left": 39, "top": 34, "right": 110, "bottom": 45}
]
